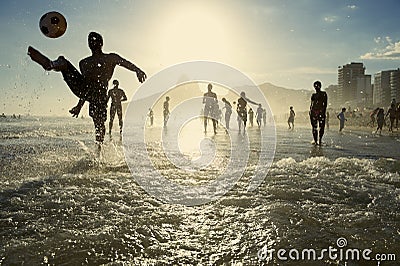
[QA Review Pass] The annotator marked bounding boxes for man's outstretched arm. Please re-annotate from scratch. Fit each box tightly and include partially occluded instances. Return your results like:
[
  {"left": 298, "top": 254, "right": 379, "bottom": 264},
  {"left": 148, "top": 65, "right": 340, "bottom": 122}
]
[
  {"left": 113, "top": 54, "right": 147, "bottom": 83},
  {"left": 244, "top": 96, "right": 259, "bottom": 106}
]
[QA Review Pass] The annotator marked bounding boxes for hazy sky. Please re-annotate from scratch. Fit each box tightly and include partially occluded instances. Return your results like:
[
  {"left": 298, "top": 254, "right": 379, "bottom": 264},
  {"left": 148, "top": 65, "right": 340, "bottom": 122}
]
[{"left": 1, "top": 0, "right": 400, "bottom": 115}]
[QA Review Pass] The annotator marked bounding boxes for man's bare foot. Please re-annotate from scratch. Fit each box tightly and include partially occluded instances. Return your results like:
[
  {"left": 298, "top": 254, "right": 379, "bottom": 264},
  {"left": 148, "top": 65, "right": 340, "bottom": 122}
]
[
  {"left": 27, "top": 46, "right": 67, "bottom": 71},
  {"left": 51, "top": 56, "right": 68, "bottom": 71},
  {"left": 27, "top": 46, "right": 52, "bottom": 70}
]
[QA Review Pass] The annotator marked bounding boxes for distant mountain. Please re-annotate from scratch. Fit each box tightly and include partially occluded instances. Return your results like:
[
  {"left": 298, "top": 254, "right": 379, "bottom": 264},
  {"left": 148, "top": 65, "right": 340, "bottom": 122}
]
[{"left": 258, "top": 83, "right": 312, "bottom": 115}]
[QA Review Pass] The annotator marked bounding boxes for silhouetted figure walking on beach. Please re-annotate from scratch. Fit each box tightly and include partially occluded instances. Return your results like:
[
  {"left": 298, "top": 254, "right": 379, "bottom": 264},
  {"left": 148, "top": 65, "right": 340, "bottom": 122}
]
[
  {"left": 367, "top": 108, "right": 379, "bottom": 127},
  {"left": 148, "top": 108, "right": 154, "bottom": 126},
  {"left": 237, "top": 91, "right": 259, "bottom": 134},
  {"left": 248, "top": 108, "right": 254, "bottom": 127},
  {"left": 163, "top": 96, "right": 170, "bottom": 127},
  {"left": 27, "top": 32, "right": 146, "bottom": 144},
  {"left": 262, "top": 108, "right": 267, "bottom": 126},
  {"left": 337, "top": 107, "right": 347, "bottom": 132},
  {"left": 222, "top": 98, "right": 232, "bottom": 130},
  {"left": 309, "top": 81, "right": 327, "bottom": 145},
  {"left": 256, "top": 104, "right": 263, "bottom": 128},
  {"left": 386, "top": 103, "right": 396, "bottom": 132},
  {"left": 108, "top": 79, "right": 127, "bottom": 136},
  {"left": 288, "top": 106, "right": 295, "bottom": 130},
  {"left": 376, "top": 108, "right": 385, "bottom": 135},
  {"left": 203, "top": 84, "right": 218, "bottom": 134}
]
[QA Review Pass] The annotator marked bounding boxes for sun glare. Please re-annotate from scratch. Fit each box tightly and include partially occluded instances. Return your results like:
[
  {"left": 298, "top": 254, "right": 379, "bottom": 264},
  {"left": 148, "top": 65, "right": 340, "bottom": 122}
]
[{"left": 157, "top": 3, "right": 236, "bottom": 61}]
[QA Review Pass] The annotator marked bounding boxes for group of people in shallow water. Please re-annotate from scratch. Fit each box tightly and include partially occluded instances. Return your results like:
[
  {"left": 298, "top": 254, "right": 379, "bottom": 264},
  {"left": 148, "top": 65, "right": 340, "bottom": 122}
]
[
  {"left": 289, "top": 81, "right": 400, "bottom": 142},
  {"left": 0, "top": 113, "right": 21, "bottom": 119},
  {"left": 200, "top": 84, "right": 266, "bottom": 134},
  {"left": 29, "top": 31, "right": 396, "bottom": 147},
  {"left": 367, "top": 100, "right": 400, "bottom": 134},
  {"left": 159, "top": 84, "right": 267, "bottom": 134},
  {"left": 318, "top": 99, "right": 400, "bottom": 136},
  {"left": 27, "top": 31, "right": 271, "bottom": 143},
  {"left": 26, "top": 31, "right": 329, "bottom": 145}
]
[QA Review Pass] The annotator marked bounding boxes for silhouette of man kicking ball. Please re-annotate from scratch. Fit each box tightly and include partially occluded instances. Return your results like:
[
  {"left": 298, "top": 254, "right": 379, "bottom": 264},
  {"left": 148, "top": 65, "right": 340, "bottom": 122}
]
[{"left": 27, "top": 32, "right": 146, "bottom": 144}]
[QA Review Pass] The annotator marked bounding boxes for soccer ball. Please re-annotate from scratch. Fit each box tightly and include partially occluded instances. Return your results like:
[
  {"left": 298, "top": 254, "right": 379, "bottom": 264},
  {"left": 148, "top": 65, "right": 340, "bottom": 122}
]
[{"left": 39, "top": 11, "right": 67, "bottom": 38}]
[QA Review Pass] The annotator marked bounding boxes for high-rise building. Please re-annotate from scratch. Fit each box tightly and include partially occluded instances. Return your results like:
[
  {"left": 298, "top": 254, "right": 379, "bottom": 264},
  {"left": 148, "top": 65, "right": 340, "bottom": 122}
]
[
  {"left": 390, "top": 69, "right": 400, "bottom": 103},
  {"left": 373, "top": 71, "right": 392, "bottom": 107},
  {"left": 338, "top": 62, "right": 366, "bottom": 105},
  {"left": 356, "top": 75, "right": 372, "bottom": 106}
]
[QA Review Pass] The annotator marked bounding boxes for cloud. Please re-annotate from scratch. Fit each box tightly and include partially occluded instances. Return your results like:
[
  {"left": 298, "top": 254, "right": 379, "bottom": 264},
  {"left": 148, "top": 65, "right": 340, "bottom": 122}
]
[
  {"left": 347, "top": 5, "right": 358, "bottom": 10},
  {"left": 361, "top": 38, "right": 400, "bottom": 60},
  {"left": 374, "top": 37, "right": 382, "bottom": 44},
  {"left": 324, "top": 16, "right": 338, "bottom": 23},
  {"left": 386, "top": 36, "right": 393, "bottom": 44}
]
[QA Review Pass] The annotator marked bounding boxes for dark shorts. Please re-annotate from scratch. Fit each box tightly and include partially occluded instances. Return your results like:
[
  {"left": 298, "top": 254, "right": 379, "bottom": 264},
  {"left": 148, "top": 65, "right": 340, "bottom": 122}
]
[
  {"left": 310, "top": 110, "right": 326, "bottom": 128},
  {"left": 110, "top": 103, "right": 123, "bottom": 121},
  {"left": 204, "top": 106, "right": 217, "bottom": 120},
  {"left": 237, "top": 109, "right": 247, "bottom": 122}
]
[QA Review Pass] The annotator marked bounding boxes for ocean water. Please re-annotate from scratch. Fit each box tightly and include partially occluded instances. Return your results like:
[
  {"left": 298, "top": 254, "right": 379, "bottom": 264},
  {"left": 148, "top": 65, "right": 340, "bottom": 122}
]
[{"left": 0, "top": 116, "right": 399, "bottom": 265}]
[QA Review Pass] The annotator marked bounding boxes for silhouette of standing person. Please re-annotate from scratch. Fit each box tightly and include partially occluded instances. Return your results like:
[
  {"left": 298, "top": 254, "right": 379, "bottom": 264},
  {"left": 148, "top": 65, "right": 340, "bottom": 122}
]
[
  {"left": 108, "top": 79, "right": 127, "bottom": 136},
  {"left": 309, "top": 81, "right": 328, "bottom": 145},
  {"left": 163, "top": 96, "right": 170, "bottom": 127},
  {"left": 386, "top": 103, "right": 396, "bottom": 132},
  {"left": 337, "top": 107, "right": 347, "bottom": 132},
  {"left": 27, "top": 32, "right": 146, "bottom": 144},
  {"left": 237, "top": 91, "right": 259, "bottom": 133},
  {"left": 288, "top": 106, "right": 295, "bottom": 130},
  {"left": 148, "top": 108, "right": 154, "bottom": 126},
  {"left": 376, "top": 108, "right": 385, "bottom": 135},
  {"left": 367, "top": 107, "right": 379, "bottom": 127},
  {"left": 262, "top": 108, "right": 267, "bottom": 126},
  {"left": 221, "top": 98, "right": 232, "bottom": 130},
  {"left": 248, "top": 108, "right": 254, "bottom": 127},
  {"left": 203, "top": 84, "right": 218, "bottom": 134},
  {"left": 256, "top": 104, "right": 263, "bottom": 128}
]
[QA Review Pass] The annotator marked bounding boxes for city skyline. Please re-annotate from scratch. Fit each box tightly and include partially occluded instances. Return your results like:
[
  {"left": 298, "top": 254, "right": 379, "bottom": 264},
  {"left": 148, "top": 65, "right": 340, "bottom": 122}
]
[{"left": 1, "top": 0, "right": 400, "bottom": 115}]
